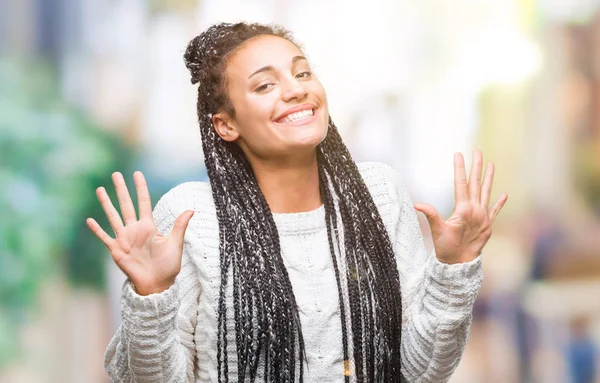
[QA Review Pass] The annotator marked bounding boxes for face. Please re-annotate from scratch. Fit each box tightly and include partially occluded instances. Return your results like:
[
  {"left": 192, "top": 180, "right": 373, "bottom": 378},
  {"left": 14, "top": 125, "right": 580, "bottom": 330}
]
[{"left": 212, "top": 35, "right": 329, "bottom": 162}]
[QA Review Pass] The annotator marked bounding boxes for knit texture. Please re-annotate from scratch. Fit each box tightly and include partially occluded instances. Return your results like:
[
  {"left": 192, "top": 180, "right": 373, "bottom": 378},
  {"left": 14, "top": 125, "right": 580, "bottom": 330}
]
[{"left": 105, "top": 162, "right": 483, "bottom": 382}]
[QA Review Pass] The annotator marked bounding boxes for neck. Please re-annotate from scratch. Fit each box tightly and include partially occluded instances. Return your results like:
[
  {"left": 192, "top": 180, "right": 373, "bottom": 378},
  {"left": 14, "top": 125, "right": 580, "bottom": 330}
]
[{"left": 249, "top": 152, "right": 322, "bottom": 214}]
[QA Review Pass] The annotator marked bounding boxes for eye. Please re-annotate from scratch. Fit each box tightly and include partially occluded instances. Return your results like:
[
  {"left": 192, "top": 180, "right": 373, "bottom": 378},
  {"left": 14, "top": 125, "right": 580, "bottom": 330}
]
[
  {"left": 296, "top": 71, "right": 312, "bottom": 79},
  {"left": 255, "top": 83, "right": 275, "bottom": 93}
]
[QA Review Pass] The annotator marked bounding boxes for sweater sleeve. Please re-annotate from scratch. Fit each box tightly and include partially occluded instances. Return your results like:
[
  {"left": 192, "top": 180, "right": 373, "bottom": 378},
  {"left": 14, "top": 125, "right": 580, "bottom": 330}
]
[
  {"left": 104, "top": 189, "right": 202, "bottom": 382},
  {"left": 390, "top": 169, "right": 483, "bottom": 382}
]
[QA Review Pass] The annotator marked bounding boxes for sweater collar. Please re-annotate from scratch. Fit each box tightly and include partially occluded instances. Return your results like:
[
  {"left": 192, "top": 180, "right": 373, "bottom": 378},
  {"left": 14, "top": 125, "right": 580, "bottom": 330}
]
[{"left": 272, "top": 204, "right": 326, "bottom": 235}]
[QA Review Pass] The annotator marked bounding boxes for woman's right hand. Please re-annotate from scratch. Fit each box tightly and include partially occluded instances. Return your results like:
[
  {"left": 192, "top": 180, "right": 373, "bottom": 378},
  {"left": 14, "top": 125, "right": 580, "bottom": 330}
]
[{"left": 86, "top": 171, "right": 195, "bottom": 296}]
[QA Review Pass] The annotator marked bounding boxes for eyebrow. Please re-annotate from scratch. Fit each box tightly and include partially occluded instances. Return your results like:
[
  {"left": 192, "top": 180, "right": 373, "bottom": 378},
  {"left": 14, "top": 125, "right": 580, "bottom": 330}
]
[{"left": 248, "top": 56, "right": 308, "bottom": 79}]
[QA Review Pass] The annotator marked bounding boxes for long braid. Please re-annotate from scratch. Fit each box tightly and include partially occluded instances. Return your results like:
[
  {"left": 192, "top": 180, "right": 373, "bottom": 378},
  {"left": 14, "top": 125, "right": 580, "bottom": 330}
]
[
  {"left": 184, "top": 22, "right": 405, "bottom": 382},
  {"left": 319, "top": 120, "right": 404, "bottom": 381},
  {"left": 198, "top": 108, "right": 304, "bottom": 381},
  {"left": 318, "top": 162, "right": 351, "bottom": 382}
]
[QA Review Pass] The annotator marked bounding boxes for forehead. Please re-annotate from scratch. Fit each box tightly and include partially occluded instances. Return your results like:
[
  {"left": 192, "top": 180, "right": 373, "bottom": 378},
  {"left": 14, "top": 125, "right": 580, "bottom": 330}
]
[{"left": 226, "top": 35, "right": 304, "bottom": 77}]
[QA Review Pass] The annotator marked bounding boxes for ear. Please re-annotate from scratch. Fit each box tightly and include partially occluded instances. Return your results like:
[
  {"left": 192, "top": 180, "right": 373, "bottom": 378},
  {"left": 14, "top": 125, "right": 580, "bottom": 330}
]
[{"left": 211, "top": 113, "right": 240, "bottom": 142}]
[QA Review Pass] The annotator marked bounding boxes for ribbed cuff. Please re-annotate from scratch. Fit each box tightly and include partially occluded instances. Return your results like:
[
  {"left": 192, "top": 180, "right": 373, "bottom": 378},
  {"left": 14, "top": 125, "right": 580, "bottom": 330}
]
[
  {"left": 121, "top": 280, "right": 180, "bottom": 325},
  {"left": 429, "top": 253, "right": 483, "bottom": 284},
  {"left": 425, "top": 252, "right": 483, "bottom": 315}
]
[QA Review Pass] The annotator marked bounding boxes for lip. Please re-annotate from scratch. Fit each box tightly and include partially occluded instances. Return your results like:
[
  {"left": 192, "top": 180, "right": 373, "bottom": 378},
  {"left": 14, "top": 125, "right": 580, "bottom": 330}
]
[{"left": 274, "top": 103, "right": 316, "bottom": 123}]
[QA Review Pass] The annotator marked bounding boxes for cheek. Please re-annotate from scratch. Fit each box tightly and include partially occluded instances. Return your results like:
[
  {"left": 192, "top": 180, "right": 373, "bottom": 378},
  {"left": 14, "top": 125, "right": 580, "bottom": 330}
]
[
  {"left": 236, "top": 97, "right": 274, "bottom": 132},
  {"left": 237, "top": 104, "right": 283, "bottom": 154},
  {"left": 310, "top": 79, "right": 327, "bottom": 103},
  {"left": 313, "top": 85, "right": 329, "bottom": 121},
  {"left": 248, "top": 94, "right": 277, "bottom": 120}
]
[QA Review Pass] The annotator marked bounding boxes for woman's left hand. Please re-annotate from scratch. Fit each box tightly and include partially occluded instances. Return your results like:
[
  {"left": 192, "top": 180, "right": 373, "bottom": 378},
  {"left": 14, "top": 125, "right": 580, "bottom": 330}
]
[{"left": 414, "top": 150, "right": 508, "bottom": 264}]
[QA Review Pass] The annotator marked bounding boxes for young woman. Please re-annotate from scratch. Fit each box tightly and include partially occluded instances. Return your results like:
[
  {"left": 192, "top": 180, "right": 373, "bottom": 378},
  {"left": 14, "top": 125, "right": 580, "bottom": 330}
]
[{"left": 88, "top": 22, "right": 508, "bottom": 383}]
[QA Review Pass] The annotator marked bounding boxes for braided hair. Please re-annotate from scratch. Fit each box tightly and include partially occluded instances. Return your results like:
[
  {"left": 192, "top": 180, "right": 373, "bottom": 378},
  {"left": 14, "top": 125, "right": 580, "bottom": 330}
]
[{"left": 183, "top": 22, "right": 405, "bottom": 383}]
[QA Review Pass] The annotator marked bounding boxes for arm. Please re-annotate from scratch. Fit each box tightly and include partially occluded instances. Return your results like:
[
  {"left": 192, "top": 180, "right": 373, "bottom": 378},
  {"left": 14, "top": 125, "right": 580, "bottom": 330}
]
[
  {"left": 392, "top": 172, "right": 483, "bottom": 382},
  {"left": 104, "top": 192, "right": 202, "bottom": 382}
]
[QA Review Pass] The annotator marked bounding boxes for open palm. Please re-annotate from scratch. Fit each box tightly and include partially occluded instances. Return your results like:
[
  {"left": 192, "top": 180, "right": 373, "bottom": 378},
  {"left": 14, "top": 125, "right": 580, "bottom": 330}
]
[
  {"left": 414, "top": 151, "right": 508, "bottom": 264},
  {"left": 86, "top": 171, "right": 194, "bottom": 295}
]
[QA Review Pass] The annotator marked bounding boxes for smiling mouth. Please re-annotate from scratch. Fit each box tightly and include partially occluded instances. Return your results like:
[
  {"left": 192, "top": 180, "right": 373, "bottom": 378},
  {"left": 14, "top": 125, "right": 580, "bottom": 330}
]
[{"left": 275, "top": 108, "right": 315, "bottom": 124}]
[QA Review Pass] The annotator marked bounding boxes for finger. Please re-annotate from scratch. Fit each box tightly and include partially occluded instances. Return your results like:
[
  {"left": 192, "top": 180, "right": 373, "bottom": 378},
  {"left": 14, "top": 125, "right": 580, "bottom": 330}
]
[
  {"left": 468, "top": 150, "right": 483, "bottom": 203},
  {"left": 454, "top": 152, "right": 468, "bottom": 203},
  {"left": 96, "top": 186, "right": 125, "bottom": 235},
  {"left": 170, "top": 210, "right": 195, "bottom": 249},
  {"left": 414, "top": 202, "right": 444, "bottom": 237},
  {"left": 86, "top": 217, "right": 115, "bottom": 249},
  {"left": 112, "top": 172, "right": 137, "bottom": 225},
  {"left": 489, "top": 193, "right": 508, "bottom": 221},
  {"left": 134, "top": 171, "right": 153, "bottom": 219},
  {"left": 480, "top": 162, "right": 494, "bottom": 208}
]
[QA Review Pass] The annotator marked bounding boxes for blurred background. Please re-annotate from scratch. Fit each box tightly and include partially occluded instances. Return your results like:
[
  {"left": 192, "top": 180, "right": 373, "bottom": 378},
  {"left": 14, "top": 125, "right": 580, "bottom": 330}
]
[{"left": 1, "top": 0, "right": 600, "bottom": 382}]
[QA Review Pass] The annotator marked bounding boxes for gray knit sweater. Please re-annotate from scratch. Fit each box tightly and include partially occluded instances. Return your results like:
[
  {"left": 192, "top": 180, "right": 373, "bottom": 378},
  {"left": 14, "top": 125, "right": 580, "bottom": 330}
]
[{"left": 104, "top": 162, "right": 483, "bottom": 382}]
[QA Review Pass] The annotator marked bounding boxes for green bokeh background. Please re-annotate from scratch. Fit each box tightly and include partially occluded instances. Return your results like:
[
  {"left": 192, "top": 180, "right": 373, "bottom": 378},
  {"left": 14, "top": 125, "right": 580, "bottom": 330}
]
[{"left": 0, "top": 59, "right": 132, "bottom": 366}]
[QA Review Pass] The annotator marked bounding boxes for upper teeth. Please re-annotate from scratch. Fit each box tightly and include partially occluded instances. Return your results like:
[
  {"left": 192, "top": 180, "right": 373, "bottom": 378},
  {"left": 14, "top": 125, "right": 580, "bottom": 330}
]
[{"left": 280, "top": 109, "right": 313, "bottom": 123}]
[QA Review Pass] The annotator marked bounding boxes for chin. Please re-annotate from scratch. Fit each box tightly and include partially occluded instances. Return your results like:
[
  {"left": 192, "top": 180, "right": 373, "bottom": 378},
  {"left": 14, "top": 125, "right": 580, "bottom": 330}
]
[{"left": 290, "top": 123, "right": 328, "bottom": 149}]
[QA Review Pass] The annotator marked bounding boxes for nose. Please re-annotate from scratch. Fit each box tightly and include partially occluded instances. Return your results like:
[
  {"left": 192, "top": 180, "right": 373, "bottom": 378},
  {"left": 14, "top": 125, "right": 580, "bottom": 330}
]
[{"left": 281, "top": 75, "right": 308, "bottom": 102}]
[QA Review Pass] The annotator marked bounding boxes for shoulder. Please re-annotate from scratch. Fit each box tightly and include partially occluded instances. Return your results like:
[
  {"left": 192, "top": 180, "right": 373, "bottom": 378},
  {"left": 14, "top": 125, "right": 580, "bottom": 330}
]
[
  {"left": 153, "top": 181, "right": 215, "bottom": 219},
  {"left": 357, "top": 161, "right": 410, "bottom": 208}
]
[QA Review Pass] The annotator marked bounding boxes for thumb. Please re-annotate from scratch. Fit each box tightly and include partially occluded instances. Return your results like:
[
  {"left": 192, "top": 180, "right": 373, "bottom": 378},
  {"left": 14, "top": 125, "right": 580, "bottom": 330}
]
[
  {"left": 170, "top": 210, "right": 195, "bottom": 246},
  {"left": 413, "top": 202, "right": 443, "bottom": 235}
]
